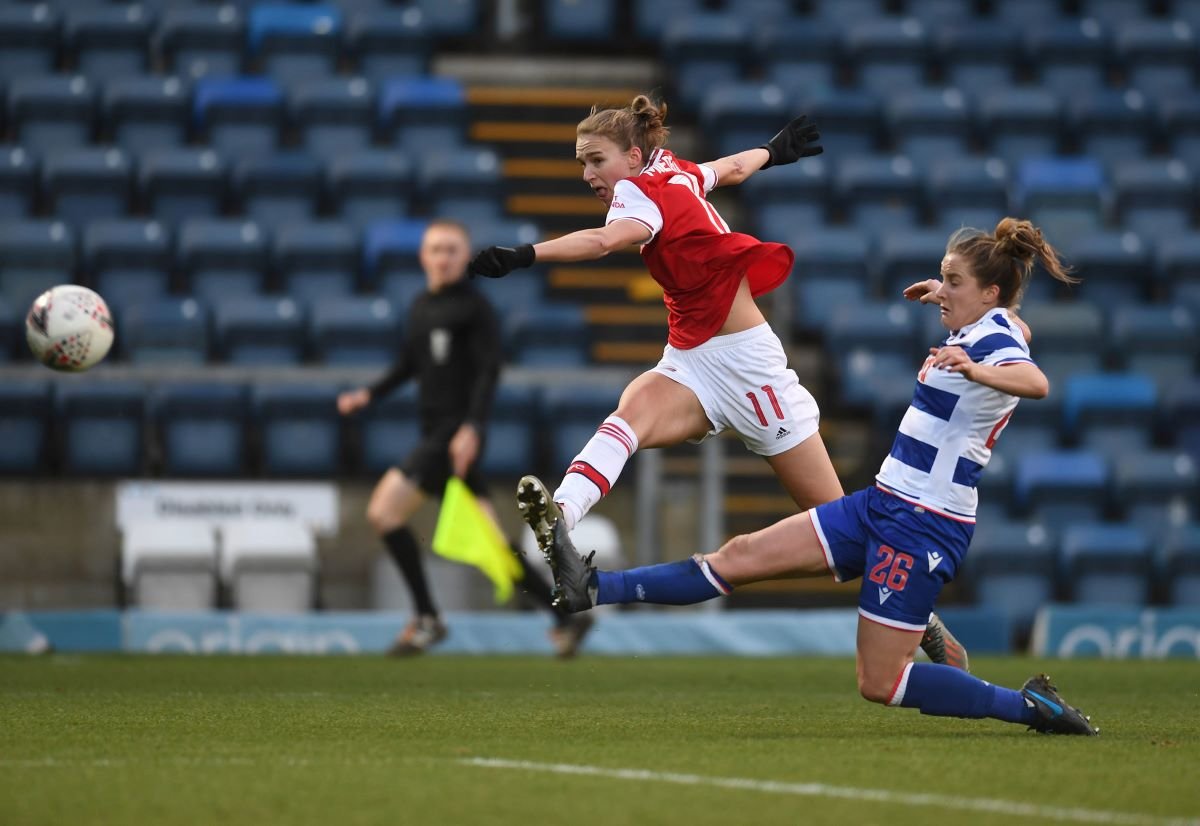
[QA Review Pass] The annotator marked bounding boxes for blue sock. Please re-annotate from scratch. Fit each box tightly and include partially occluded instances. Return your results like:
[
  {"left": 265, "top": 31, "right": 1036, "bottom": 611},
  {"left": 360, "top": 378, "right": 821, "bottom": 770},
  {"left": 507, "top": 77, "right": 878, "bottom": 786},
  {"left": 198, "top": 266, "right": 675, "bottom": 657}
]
[
  {"left": 594, "top": 556, "right": 732, "bottom": 606},
  {"left": 897, "top": 663, "right": 1036, "bottom": 725}
]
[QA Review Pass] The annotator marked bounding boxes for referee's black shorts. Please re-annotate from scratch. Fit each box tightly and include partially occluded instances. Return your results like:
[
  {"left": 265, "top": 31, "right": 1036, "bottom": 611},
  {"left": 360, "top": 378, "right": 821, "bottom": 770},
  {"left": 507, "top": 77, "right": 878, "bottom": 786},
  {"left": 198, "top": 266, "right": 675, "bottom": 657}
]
[{"left": 398, "top": 422, "right": 489, "bottom": 499}]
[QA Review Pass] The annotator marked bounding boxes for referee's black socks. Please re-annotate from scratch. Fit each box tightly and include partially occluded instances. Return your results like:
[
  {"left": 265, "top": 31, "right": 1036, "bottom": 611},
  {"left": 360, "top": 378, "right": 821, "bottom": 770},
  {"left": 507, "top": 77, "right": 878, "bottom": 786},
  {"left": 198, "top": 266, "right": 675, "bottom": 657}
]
[{"left": 382, "top": 527, "right": 439, "bottom": 618}]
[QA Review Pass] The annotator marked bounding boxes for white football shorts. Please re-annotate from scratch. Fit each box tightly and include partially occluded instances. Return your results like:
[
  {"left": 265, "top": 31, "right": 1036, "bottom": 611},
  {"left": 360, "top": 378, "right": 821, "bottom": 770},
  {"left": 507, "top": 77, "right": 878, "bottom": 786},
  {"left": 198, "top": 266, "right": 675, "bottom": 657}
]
[{"left": 652, "top": 323, "right": 821, "bottom": 457}]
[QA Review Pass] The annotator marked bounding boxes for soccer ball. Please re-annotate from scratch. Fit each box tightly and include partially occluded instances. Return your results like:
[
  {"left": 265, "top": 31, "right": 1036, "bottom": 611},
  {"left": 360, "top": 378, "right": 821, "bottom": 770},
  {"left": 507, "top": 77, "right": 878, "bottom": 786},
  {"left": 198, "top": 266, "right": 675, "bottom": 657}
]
[{"left": 25, "top": 285, "right": 114, "bottom": 372}]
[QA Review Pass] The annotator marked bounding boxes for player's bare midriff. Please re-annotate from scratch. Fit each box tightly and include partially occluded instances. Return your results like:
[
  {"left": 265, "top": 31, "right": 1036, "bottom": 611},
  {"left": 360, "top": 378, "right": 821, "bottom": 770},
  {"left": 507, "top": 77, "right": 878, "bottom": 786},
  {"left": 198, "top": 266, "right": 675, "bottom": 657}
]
[{"left": 715, "top": 277, "right": 767, "bottom": 337}]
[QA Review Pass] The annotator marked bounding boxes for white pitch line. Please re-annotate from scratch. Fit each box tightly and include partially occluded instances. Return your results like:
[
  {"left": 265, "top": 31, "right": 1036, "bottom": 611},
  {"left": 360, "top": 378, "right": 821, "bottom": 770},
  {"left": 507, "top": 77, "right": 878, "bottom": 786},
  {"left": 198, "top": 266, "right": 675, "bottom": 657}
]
[{"left": 459, "top": 757, "right": 1200, "bottom": 826}]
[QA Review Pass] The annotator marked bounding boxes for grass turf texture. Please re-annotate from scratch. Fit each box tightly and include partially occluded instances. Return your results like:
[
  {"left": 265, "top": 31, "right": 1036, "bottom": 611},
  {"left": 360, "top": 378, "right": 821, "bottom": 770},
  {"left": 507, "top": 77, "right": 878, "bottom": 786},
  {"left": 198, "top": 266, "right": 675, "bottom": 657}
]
[{"left": 1, "top": 656, "right": 1197, "bottom": 826}]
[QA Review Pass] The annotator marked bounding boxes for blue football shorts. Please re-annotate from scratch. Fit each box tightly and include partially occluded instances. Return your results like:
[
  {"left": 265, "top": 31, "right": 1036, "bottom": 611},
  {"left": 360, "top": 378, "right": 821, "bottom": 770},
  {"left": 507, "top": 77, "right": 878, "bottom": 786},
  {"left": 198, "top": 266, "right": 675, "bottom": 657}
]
[{"left": 809, "top": 485, "right": 974, "bottom": 632}]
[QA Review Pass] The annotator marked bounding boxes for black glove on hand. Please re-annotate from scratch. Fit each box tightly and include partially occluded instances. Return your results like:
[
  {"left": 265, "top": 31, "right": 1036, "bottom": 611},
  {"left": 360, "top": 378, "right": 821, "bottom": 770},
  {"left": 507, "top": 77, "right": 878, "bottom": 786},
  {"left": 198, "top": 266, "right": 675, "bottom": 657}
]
[
  {"left": 469, "top": 244, "right": 535, "bottom": 279},
  {"left": 759, "top": 115, "right": 823, "bottom": 169}
]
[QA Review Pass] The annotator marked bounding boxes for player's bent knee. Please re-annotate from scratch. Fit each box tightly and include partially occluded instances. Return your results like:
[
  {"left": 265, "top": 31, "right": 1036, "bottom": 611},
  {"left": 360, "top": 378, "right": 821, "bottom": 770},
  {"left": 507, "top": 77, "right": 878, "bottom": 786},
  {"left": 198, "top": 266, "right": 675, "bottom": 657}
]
[
  {"left": 857, "top": 670, "right": 900, "bottom": 706},
  {"left": 707, "top": 533, "right": 753, "bottom": 583}
]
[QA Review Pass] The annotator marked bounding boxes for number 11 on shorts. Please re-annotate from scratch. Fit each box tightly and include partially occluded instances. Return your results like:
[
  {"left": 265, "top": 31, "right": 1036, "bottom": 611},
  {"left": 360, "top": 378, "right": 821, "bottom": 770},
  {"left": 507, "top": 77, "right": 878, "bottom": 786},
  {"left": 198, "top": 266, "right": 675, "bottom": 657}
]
[{"left": 746, "top": 385, "right": 784, "bottom": 427}]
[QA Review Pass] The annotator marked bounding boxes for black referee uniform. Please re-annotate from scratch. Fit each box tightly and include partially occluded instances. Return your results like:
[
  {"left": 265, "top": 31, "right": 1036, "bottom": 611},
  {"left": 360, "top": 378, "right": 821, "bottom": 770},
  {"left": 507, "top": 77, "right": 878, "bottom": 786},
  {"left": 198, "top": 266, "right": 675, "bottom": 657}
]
[{"left": 369, "top": 279, "right": 500, "bottom": 495}]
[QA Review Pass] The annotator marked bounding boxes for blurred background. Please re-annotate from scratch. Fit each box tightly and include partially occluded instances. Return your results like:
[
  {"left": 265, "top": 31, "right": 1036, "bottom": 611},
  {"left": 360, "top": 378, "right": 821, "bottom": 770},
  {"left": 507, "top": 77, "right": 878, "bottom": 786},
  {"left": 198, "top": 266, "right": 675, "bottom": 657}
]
[{"left": 0, "top": 0, "right": 1197, "bottom": 654}]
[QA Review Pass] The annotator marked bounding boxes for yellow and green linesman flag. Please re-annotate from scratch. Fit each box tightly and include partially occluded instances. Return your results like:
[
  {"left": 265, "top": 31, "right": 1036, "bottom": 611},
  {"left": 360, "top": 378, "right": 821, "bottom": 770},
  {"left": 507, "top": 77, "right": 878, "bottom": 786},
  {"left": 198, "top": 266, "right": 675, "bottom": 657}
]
[{"left": 432, "top": 478, "right": 523, "bottom": 603}]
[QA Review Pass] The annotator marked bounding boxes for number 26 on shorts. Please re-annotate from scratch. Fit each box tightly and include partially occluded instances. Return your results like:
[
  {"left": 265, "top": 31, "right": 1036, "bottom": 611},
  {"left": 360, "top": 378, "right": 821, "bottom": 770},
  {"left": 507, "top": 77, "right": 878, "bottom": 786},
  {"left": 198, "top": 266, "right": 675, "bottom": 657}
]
[
  {"left": 745, "top": 385, "right": 784, "bottom": 427},
  {"left": 868, "top": 545, "right": 913, "bottom": 592}
]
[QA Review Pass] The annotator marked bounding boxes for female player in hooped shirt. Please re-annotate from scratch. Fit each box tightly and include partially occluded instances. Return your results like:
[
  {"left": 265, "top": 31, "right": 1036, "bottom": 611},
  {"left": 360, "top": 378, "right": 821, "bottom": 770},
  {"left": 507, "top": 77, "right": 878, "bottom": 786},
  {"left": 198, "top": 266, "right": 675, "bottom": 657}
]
[{"left": 543, "top": 218, "right": 1099, "bottom": 736}]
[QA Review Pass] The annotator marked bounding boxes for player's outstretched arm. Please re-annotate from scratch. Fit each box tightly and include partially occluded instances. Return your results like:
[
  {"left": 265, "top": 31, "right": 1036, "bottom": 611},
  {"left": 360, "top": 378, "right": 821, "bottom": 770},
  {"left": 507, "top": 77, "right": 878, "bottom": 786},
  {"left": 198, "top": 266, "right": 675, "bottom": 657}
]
[
  {"left": 469, "top": 220, "right": 651, "bottom": 277},
  {"left": 707, "top": 115, "right": 823, "bottom": 187},
  {"left": 929, "top": 347, "right": 1049, "bottom": 399}
]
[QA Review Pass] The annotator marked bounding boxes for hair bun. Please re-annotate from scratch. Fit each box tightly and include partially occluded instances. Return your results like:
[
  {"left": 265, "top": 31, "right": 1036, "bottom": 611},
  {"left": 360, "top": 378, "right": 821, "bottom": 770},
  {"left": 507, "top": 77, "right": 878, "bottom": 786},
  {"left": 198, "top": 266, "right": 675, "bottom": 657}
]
[{"left": 994, "top": 217, "right": 1042, "bottom": 264}]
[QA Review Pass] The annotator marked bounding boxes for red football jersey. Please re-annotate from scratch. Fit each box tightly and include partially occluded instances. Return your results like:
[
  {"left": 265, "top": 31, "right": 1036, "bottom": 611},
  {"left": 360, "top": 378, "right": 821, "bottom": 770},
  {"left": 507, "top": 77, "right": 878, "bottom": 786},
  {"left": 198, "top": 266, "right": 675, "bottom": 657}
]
[{"left": 605, "top": 148, "right": 793, "bottom": 349}]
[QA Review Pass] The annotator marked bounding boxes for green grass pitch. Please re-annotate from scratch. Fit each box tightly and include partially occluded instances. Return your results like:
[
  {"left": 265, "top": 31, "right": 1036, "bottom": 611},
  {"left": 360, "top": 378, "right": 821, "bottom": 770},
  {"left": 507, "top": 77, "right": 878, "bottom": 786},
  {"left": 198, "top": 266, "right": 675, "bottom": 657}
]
[{"left": 2, "top": 655, "right": 1198, "bottom": 825}]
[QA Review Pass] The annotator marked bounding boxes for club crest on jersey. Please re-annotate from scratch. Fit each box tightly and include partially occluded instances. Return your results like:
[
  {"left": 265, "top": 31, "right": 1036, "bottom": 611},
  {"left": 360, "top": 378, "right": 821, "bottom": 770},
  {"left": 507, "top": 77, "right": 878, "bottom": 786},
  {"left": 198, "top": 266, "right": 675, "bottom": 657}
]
[{"left": 878, "top": 586, "right": 894, "bottom": 605}]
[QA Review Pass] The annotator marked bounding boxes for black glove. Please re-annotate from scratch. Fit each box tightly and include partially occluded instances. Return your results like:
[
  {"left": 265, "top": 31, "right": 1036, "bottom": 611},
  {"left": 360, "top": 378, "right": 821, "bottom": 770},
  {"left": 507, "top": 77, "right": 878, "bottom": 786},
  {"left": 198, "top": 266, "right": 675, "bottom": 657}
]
[
  {"left": 469, "top": 244, "right": 535, "bottom": 279},
  {"left": 759, "top": 115, "right": 823, "bottom": 169}
]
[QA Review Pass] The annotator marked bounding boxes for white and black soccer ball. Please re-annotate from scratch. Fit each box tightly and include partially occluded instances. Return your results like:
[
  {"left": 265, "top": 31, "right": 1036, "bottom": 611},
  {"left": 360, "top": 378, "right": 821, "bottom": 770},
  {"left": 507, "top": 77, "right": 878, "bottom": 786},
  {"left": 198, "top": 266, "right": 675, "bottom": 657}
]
[{"left": 25, "top": 285, "right": 114, "bottom": 372}]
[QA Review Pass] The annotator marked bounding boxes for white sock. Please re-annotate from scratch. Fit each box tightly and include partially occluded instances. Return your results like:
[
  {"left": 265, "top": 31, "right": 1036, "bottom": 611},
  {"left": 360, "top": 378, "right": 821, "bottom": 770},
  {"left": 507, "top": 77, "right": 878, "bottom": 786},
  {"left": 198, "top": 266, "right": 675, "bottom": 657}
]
[{"left": 553, "top": 415, "right": 638, "bottom": 532}]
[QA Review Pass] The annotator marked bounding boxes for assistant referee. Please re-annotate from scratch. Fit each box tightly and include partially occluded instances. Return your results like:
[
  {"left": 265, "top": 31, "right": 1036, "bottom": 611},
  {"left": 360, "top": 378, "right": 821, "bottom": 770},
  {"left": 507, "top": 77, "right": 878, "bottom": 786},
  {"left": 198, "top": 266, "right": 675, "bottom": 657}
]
[{"left": 338, "top": 219, "right": 592, "bottom": 657}]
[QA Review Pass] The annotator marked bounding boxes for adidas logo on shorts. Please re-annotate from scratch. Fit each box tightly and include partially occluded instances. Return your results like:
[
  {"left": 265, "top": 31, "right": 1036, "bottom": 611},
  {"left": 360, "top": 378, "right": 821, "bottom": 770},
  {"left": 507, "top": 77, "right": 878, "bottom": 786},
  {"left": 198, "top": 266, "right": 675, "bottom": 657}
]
[{"left": 775, "top": 427, "right": 790, "bottom": 440}]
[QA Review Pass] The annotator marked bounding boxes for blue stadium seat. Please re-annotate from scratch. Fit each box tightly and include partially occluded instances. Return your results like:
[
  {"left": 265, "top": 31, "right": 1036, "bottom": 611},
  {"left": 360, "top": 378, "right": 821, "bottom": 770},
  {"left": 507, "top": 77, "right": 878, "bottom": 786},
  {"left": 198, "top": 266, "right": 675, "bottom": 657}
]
[
  {"left": 540, "top": 384, "right": 622, "bottom": 472},
  {"left": 363, "top": 218, "right": 426, "bottom": 294},
  {"left": 828, "top": 302, "right": 917, "bottom": 364},
  {"left": 192, "top": 77, "right": 284, "bottom": 157},
  {"left": 64, "top": 4, "right": 152, "bottom": 80},
  {"left": 1068, "top": 90, "right": 1154, "bottom": 167},
  {"left": 7, "top": 76, "right": 96, "bottom": 150},
  {"left": 474, "top": 272, "right": 545, "bottom": 318},
  {"left": 934, "top": 22, "right": 1020, "bottom": 96},
  {"left": 662, "top": 15, "right": 750, "bottom": 108},
  {"left": 480, "top": 385, "right": 538, "bottom": 477},
  {"left": 178, "top": 219, "right": 267, "bottom": 301},
  {"left": 1026, "top": 19, "right": 1108, "bottom": 98},
  {"left": 419, "top": 148, "right": 503, "bottom": 220},
  {"left": 0, "top": 146, "right": 36, "bottom": 220},
  {"left": 41, "top": 148, "right": 133, "bottom": 226},
  {"left": 103, "top": 76, "right": 191, "bottom": 154},
  {"left": 1018, "top": 302, "right": 1104, "bottom": 387},
  {"left": 1159, "top": 96, "right": 1200, "bottom": 167},
  {"left": 289, "top": 77, "right": 373, "bottom": 160},
  {"left": 57, "top": 381, "right": 146, "bottom": 477},
  {"left": 509, "top": 304, "right": 589, "bottom": 367},
  {"left": 700, "top": 83, "right": 790, "bottom": 160},
  {"left": 1160, "top": 525, "right": 1200, "bottom": 605},
  {"left": 884, "top": 88, "right": 970, "bottom": 167},
  {"left": 1115, "top": 450, "right": 1198, "bottom": 533},
  {"left": 1116, "top": 20, "right": 1197, "bottom": 95},
  {"left": 1014, "top": 158, "right": 1106, "bottom": 247},
  {"left": 0, "top": 299, "right": 18, "bottom": 362},
  {"left": 837, "top": 349, "right": 917, "bottom": 412},
  {"left": 84, "top": 220, "right": 170, "bottom": 313},
  {"left": 469, "top": 218, "right": 541, "bottom": 252},
  {"left": 844, "top": 18, "right": 929, "bottom": 96},
  {"left": 1061, "top": 522, "right": 1152, "bottom": 606},
  {"left": 255, "top": 384, "right": 343, "bottom": 477},
  {"left": 789, "top": 228, "right": 872, "bottom": 282},
  {"left": 741, "top": 157, "right": 829, "bottom": 243},
  {"left": 875, "top": 229, "right": 953, "bottom": 300},
  {"left": 1156, "top": 233, "right": 1200, "bottom": 315},
  {"left": 794, "top": 278, "right": 867, "bottom": 335},
  {"left": 1062, "top": 374, "right": 1157, "bottom": 458},
  {"left": 964, "top": 520, "right": 1056, "bottom": 630},
  {"left": 326, "top": 150, "right": 414, "bottom": 227},
  {"left": 1064, "top": 231, "right": 1151, "bottom": 306},
  {"left": 544, "top": 0, "right": 616, "bottom": 40},
  {"left": 801, "top": 90, "right": 881, "bottom": 157},
  {"left": 231, "top": 153, "right": 321, "bottom": 228},
  {"left": 1112, "top": 159, "right": 1194, "bottom": 241},
  {"left": 273, "top": 222, "right": 358, "bottom": 300},
  {"left": 1080, "top": 0, "right": 1152, "bottom": 25},
  {"left": 0, "top": 220, "right": 75, "bottom": 308},
  {"left": 1164, "top": 379, "right": 1200, "bottom": 467},
  {"left": 633, "top": 0, "right": 702, "bottom": 40},
  {"left": 378, "top": 77, "right": 466, "bottom": 156},
  {"left": 345, "top": 9, "right": 429, "bottom": 82},
  {"left": 1014, "top": 450, "right": 1109, "bottom": 525},
  {"left": 758, "top": 20, "right": 838, "bottom": 99},
  {"left": 309, "top": 296, "right": 399, "bottom": 366},
  {"left": 810, "top": 0, "right": 887, "bottom": 22},
  {"left": 991, "top": 422, "right": 1061, "bottom": 463},
  {"left": 156, "top": 4, "right": 245, "bottom": 80},
  {"left": 992, "top": 0, "right": 1065, "bottom": 24},
  {"left": 213, "top": 296, "right": 305, "bottom": 365},
  {"left": 413, "top": 0, "right": 477, "bottom": 36},
  {"left": 120, "top": 298, "right": 209, "bottom": 365},
  {"left": 0, "top": 381, "right": 52, "bottom": 474},
  {"left": 927, "top": 157, "right": 1009, "bottom": 231},
  {"left": 978, "top": 89, "right": 1062, "bottom": 168},
  {"left": 247, "top": 4, "right": 342, "bottom": 84},
  {"left": 139, "top": 148, "right": 226, "bottom": 225},
  {"left": 155, "top": 383, "right": 248, "bottom": 477},
  {"left": 0, "top": 4, "right": 59, "bottom": 77},
  {"left": 1111, "top": 306, "right": 1197, "bottom": 388},
  {"left": 357, "top": 385, "right": 419, "bottom": 475},
  {"left": 835, "top": 155, "right": 922, "bottom": 230}
]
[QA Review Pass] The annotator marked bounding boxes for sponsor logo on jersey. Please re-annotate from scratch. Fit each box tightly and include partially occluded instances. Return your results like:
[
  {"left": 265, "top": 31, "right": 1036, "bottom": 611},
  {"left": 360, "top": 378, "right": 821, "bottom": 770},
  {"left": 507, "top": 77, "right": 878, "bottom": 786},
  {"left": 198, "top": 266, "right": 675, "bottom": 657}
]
[
  {"left": 611, "top": 199, "right": 625, "bottom": 209},
  {"left": 878, "top": 587, "right": 893, "bottom": 605},
  {"left": 927, "top": 551, "right": 943, "bottom": 572}
]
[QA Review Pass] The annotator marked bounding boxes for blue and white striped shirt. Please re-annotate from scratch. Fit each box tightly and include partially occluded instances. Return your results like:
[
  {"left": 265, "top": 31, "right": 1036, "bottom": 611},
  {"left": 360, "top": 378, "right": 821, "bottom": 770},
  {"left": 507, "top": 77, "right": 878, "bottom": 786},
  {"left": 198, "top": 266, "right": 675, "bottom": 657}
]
[{"left": 875, "top": 308, "right": 1034, "bottom": 522}]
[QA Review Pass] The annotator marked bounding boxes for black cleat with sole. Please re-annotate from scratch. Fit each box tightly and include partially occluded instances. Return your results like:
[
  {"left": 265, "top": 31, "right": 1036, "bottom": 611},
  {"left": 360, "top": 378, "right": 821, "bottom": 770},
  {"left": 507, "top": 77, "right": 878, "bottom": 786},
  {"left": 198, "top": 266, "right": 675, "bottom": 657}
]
[
  {"left": 516, "top": 475, "right": 595, "bottom": 613},
  {"left": 1022, "top": 673, "right": 1099, "bottom": 736},
  {"left": 921, "top": 613, "right": 970, "bottom": 671}
]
